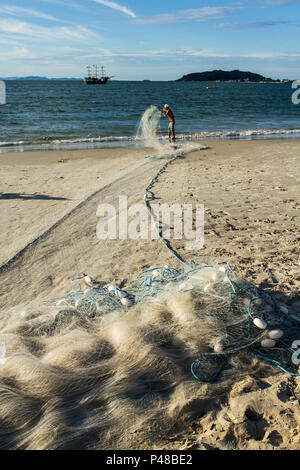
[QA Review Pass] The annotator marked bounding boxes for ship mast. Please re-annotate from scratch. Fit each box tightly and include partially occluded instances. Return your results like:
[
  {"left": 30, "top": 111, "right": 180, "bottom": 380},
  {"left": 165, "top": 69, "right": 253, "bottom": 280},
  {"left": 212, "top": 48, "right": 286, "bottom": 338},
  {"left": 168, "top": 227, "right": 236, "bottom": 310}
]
[
  {"left": 86, "top": 65, "right": 92, "bottom": 78},
  {"left": 84, "top": 64, "right": 112, "bottom": 84}
]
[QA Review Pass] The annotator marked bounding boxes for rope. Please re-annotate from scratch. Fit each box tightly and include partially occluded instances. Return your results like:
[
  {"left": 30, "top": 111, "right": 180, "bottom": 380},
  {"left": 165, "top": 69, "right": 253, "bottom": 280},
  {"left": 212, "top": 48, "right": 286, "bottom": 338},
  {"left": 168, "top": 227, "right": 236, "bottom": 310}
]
[{"left": 144, "top": 151, "right": 191, "bottom": 267}]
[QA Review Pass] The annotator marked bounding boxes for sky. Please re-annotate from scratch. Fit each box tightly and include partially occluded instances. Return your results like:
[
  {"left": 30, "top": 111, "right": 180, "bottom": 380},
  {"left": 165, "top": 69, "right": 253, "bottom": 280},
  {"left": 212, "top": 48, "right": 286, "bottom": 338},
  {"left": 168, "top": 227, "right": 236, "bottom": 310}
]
[{"left": 0, "top": 0, "right": 299, "bottom": 80}]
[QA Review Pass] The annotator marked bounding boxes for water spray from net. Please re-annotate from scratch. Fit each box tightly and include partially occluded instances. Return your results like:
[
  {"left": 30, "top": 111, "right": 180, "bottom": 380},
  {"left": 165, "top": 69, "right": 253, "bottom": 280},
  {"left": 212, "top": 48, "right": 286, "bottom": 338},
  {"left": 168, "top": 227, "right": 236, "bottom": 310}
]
[
  {"left": 136, "top": 106, "right": 206, "bottom": 158},
  {"left": 136, "top": 105, "right": 162, "bottom": 150}
]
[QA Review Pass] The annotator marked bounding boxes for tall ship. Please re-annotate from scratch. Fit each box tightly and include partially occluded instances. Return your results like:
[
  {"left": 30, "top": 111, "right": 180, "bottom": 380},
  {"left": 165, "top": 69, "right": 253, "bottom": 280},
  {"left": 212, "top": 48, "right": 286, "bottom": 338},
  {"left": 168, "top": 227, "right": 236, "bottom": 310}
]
[{"left": 83, "top": 65, "right": 113, "bottom": 85}]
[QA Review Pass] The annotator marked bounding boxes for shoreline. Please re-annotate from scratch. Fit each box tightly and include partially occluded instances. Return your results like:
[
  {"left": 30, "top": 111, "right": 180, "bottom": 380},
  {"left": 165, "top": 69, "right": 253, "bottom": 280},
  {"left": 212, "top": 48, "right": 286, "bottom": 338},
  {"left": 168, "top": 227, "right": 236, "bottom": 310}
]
[{"left": 1, "top": 130, "right": 300, "bottom": 154}]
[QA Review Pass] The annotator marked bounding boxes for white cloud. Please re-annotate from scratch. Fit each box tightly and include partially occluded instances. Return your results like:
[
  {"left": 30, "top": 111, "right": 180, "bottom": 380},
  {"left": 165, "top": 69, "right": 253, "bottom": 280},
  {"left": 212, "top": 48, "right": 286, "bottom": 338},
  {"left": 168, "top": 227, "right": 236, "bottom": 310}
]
[
  {"left": 243, "top": 52, "right": 300, "bottom": 58},
  {"left": 1, "top": 45, "right": 300, "bottom": 79},
  {"left": 215, "top": 20, "right": 289, "bottom": 28},
  {"left": 262, "top": 0, "right": 300, "bottom": 4},
  {"left": 51, "top": 47, "right": 300, "bottom": 60},
  {"left": 91, "top": 0, "right": 136, "bottom": 18},
  {"left": 0, "top": 46, "right": 39, "bottom": 60},
  {"left": 132, "top": 6, "right": 241, "bottom": 25},
  {"left": 0, "top": 5, "right": 68, "bottom": 23},
  {"left": 0, "top": 19, "right": 102, "bottom": 42}
]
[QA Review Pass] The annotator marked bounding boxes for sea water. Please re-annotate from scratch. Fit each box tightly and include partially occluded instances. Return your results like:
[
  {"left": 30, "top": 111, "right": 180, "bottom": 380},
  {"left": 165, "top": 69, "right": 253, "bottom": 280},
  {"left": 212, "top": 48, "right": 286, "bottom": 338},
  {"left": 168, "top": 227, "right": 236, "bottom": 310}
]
[{"left": 0, "top": 80, "right": 299, "bottom": 152}]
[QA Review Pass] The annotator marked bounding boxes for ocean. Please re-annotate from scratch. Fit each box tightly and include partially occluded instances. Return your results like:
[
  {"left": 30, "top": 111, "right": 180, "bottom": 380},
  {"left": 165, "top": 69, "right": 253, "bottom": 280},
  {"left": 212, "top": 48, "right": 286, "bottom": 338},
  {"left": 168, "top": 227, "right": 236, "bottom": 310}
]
[{"left": 0, "top": 79, "right": 299, "bottom": 152}]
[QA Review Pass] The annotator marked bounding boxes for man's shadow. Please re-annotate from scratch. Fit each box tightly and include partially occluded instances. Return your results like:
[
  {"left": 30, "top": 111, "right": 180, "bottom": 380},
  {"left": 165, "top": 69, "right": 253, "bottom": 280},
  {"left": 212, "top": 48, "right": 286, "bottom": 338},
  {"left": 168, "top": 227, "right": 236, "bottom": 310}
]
[{"left": 0, "top": 193, "right": 69, "bottom": 201}]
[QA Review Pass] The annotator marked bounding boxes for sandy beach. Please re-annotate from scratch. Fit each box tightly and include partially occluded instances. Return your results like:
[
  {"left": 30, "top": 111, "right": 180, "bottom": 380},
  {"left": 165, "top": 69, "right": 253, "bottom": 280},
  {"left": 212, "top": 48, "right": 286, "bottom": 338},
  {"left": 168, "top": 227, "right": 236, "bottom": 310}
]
[
  {"left": 0, "top": 139, "right": 299, "bottom": 450},
  {"left": 1, "top": 139, "right": 299, "bottom": 305}
]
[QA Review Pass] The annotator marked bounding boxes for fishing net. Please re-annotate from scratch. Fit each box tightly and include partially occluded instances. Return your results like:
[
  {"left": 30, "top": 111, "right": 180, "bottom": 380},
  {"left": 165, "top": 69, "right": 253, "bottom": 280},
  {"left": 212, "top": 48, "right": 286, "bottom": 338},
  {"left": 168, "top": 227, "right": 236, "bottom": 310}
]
[
  {"left": 136, "top": 105, "right": 162, "bottom": 149},
  {"left": 48, "top": 264, "right": 300, "bottom": 384},
  {"left": 1, "top": 263, "right": 299, "bottom": 450}
]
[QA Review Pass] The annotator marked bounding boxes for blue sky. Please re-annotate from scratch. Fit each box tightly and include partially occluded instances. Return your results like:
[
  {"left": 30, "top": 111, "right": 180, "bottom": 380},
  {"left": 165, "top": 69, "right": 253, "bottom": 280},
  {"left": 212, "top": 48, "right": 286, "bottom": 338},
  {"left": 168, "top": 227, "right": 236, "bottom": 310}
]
[{"left": 0, "top": 0, "right": 299, "bottom": 79}]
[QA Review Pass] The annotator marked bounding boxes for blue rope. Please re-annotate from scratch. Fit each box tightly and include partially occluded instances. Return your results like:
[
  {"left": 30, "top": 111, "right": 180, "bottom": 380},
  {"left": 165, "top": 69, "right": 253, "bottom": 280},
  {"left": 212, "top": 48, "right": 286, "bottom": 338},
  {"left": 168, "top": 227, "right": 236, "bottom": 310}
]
[
  {"left": 191, "top": 356, "right": 228, "bottom": 383},
  {"left": 144, "top": 152, "right": 191, "bottom": 268},
  {"left": 247, "top": 351, "right": 300, "bottom": 377},
  {"left": 59, "top": 264, "right": 300, "bottom": 383}
]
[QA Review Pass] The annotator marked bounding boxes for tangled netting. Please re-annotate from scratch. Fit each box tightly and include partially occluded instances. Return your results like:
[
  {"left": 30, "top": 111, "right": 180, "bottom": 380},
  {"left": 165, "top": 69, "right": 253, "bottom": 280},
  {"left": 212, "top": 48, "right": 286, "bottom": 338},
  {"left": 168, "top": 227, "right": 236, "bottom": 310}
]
[
  {"left": 1, "top": 264, "right": 299, "bottom": 450},
  {"left": 48, "top": 264, "right": 300, "bottom": 383}
]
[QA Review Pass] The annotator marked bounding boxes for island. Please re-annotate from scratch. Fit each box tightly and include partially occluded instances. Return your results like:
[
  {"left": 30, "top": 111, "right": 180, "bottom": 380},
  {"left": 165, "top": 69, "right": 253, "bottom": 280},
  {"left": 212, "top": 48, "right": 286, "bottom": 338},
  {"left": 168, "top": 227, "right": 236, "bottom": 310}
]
[{"left": 176, "top": 69, "right": 288, "bottom": 83}]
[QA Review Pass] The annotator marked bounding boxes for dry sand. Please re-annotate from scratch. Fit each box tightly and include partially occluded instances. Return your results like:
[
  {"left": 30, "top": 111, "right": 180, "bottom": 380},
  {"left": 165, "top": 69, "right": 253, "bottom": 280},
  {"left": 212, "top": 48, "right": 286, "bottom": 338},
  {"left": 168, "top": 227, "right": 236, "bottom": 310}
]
[
  {"left": 0, "top": 139, "right": 299, "bottom": 450},
  {"left": 0, "top": 147, "right": 151, "bottom": 266}
]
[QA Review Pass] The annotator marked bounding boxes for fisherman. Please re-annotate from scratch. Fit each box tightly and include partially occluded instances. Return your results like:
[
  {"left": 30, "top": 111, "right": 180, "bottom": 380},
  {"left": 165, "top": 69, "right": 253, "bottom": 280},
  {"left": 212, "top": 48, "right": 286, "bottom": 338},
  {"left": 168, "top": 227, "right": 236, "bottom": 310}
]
[{"left": 157, "top": 104, "right": 175, "bottom": 143}]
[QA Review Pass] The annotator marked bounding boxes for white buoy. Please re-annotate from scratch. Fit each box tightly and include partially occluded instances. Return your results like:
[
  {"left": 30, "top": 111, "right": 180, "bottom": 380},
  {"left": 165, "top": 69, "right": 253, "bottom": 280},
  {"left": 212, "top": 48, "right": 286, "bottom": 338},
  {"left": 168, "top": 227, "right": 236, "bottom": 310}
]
[
  {"left": 219, "top": 266, "right": 226, "bottom": 273},
  {"left": 152, "top": 270, "right": 160, "bottom": 278},
  {"left": 268, "top": 329, "right": 284, "bottom": 340},
  {"left": 84, "top": 275, "right": 93, "bottom": 286},
  {"left": 108, "top": 284, "right": 118, "bottom": 292},
  {"left": 261, "top": 339, "right": 276, "bottom": 348},
  {"left": 279, "top": 305, "right": 289, "bottom": 315},
  {"left": 214, "top": 343, "right": 224, "bottom": 354},
  {"left": 253, "top": 318, "right": 267, "bottom": 330},
  {"left": 121, "top": 298, "right": 133, "bottom": 308},
  {"left": 117, "top": 290, "right": 128, "bottom": 299}
]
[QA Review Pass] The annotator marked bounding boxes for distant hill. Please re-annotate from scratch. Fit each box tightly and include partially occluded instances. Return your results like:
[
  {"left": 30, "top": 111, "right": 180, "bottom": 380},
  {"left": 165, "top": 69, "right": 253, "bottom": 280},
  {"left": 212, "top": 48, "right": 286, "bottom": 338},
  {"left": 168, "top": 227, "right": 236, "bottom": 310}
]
[{"left": 176, "top": 69, "right": 279, "bottom": 82}]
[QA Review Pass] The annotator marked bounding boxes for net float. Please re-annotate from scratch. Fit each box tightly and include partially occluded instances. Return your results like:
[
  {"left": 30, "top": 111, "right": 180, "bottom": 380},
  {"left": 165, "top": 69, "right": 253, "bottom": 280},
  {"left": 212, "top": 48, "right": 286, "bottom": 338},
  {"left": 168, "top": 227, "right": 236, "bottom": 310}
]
[
  {"left": 279, "top": 305, "right": 289, "bottom": 314},
  {"left": 253, "top": 318, "right": 267, "bottom": 329},
  {"left": 107, "top": 284, "right": 118, "bottom": 292},
  {"left": 84, "top": 275, "right": 93, "bottom": 286},
  {"left": 268, "top": 329, "right": 284, "bottom": 340},
  {"left": 261, "top": 339, "right": 276, "bottom": 348},
  {"left": 121, "top": 298, "right": 133, "bottom": 307},
  {"left": 152, "top": 270, "right": 160, "bottom": 278},
  {"left": 214, "top": 343, "right": 224, "bottom": 354},
  {"left": 117, "top": 290, "right": 128, "bottom": 299}
]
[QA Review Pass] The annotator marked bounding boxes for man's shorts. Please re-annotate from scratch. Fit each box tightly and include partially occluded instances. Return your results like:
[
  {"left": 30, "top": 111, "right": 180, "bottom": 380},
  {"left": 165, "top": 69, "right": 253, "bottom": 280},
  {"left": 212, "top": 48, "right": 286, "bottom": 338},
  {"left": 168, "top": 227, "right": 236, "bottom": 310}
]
[{"left": 168, "top": 121, "right": 175, "bottom": 139}]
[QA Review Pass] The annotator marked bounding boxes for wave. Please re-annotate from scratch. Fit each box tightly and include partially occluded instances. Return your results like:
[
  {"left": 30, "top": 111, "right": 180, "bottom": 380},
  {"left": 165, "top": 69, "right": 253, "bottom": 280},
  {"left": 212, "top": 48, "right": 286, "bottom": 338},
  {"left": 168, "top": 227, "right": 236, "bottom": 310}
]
[
  {"left": 1, "top": 127, "right": 300, "bottom": 151},
  {"left": 0, "top": 136, "right": 137, "bottom": 148},
  {"left": 179, "top": 128, "right": 300, "bottom": 139}
]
